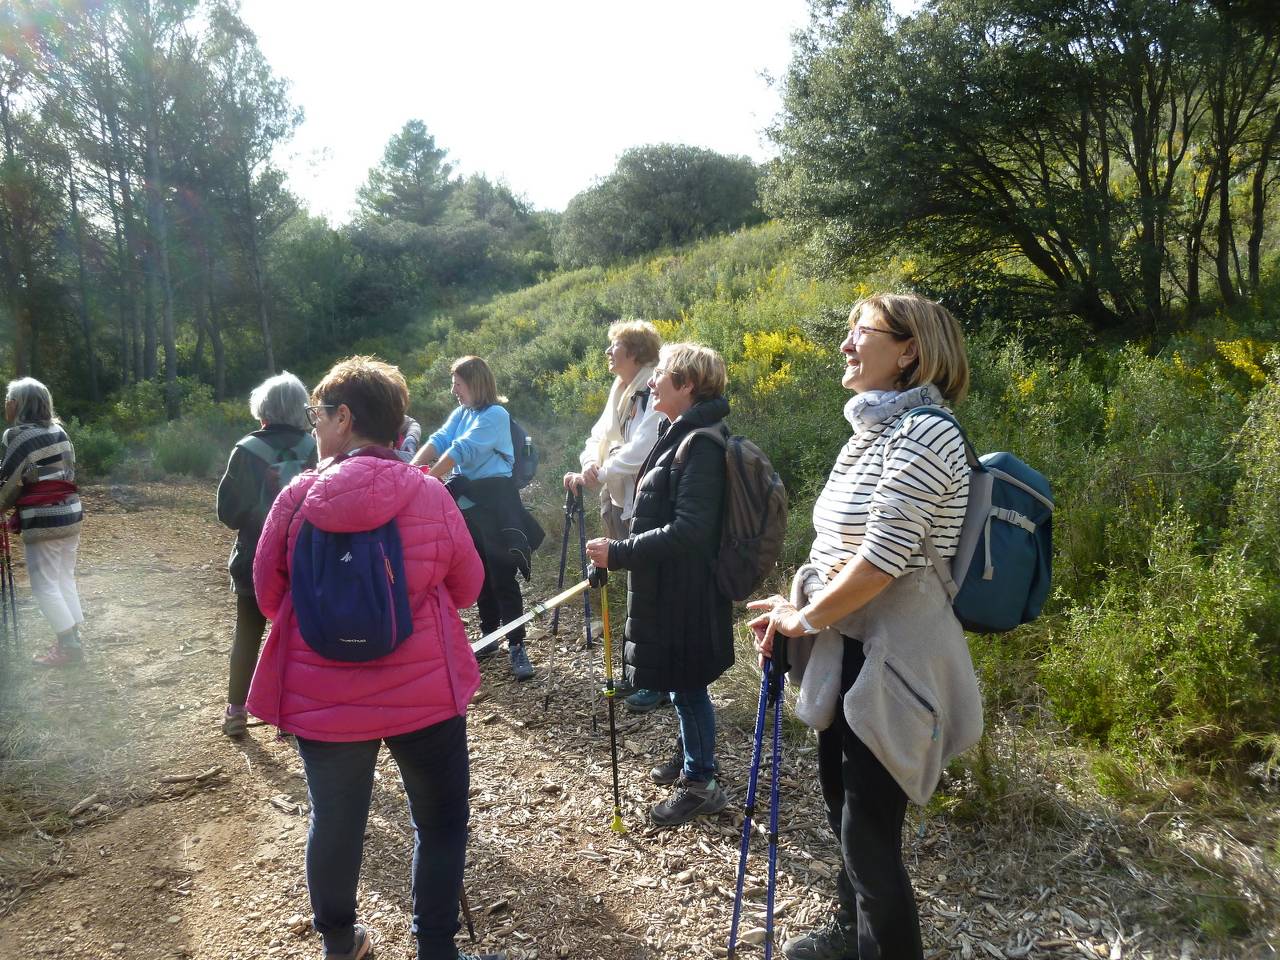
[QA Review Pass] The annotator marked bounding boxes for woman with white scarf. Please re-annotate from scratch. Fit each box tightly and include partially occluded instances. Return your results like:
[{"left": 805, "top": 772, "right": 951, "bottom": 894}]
[
  {"left": 749, "top": 294, "right": 983, "bottom": 960},
  {"left": 564, "top": 319, "right": 665, "bottom": 711}
]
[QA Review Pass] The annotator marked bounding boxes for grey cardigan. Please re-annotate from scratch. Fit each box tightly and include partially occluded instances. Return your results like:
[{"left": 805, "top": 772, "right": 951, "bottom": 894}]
[{"left": 787, "top": 562, "right": 983, "bottom": 805}]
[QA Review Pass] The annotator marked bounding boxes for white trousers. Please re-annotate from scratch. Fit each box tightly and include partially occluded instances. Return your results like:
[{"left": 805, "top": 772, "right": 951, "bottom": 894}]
[{"left": 25, "top": 532, "right": 83, "bottom": 635}]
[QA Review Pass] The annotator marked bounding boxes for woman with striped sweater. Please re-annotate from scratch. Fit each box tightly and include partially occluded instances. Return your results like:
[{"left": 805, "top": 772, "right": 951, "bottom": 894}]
[
  {"left": 750, "top": 294, "right": 983, "bottom": 960},
  {"left": 0, "top": 378, "right": 85, "bottom": 667}
]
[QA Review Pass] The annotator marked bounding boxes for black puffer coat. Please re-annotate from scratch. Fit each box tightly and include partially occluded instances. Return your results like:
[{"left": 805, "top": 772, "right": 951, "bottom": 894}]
[{"left": 607, "top": 396, "right": 734, "bottom": 692}]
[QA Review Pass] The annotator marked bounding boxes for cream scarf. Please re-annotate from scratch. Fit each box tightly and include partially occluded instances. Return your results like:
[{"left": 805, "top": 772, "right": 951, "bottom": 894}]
[{"left": 594, "top": 366, "right": 654, "bottom": 467}]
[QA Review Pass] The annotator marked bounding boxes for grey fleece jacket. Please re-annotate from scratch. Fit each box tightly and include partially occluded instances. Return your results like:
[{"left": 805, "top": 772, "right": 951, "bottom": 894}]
[{"left": 787, "top": 562, "right": 983, "bottom": 805}]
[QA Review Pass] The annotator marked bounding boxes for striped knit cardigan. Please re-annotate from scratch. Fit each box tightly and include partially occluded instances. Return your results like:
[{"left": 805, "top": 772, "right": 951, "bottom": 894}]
[{"left": 0, "top": 422, "right": 83, "bottom": 543}]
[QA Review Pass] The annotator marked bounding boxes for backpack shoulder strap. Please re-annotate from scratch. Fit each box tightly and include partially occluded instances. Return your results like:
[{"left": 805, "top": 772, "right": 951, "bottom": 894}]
[
  {"left": 673, "top": 425, "right": 728, "bottom": 467},
  {"left": 236, "top": 435, "right": 280, "bottom": 464},
  {"left": 895, "top": 405, "right": 980, "bottom": 470}
]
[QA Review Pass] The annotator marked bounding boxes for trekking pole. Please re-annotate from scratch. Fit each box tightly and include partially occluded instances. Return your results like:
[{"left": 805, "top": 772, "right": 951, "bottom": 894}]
[
  {"left": 544, "top": 490, "right": 577, "bottom": 711},
  {"left": 0, "top": 525, "right": 15, "bottom": 648},
  {"left": 574, "top": 491, "right": 595, "bottom": 651},
  {"left": 573, "top": 491, "right": 603, "bottom": 732},
  {"left": 459, "top": 887, "right": 477, "bottom": 942},
  {"left": 764, "top": 635, "right": 789, "bottom": 960},
  {"left": 728, "top": 656, "right": 773, "bottom": 959},
  {"left": 727, "top": 635, "right": 789, "bottom": 960},
  {"left": 588, "top": 564, "right": 626, "bottom": 834},
  {"left": 471, "top": 578, "right": 592, "bottom": 654},
  {"left": 549, "top": 489, "right": 575, "bottom": 639}
]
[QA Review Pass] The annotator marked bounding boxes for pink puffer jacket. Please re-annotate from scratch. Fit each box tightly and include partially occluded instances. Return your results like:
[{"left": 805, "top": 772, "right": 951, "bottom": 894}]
[{"left": 247, "top": 451, "right": 484, "bottom": 741}]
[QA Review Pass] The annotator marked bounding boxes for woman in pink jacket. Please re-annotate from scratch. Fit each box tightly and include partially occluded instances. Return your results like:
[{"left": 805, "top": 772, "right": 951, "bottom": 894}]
[{"left": 248, "top": 356, "right": 499, "bottom": 960}]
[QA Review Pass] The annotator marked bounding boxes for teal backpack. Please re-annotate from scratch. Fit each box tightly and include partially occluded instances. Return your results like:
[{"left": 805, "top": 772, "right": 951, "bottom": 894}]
[
  {"left": 236, "top": 433, "right": 317, "bottom": 524},
  {"left": 906, "top": 407, "right": 1054, "bottom": 633}
]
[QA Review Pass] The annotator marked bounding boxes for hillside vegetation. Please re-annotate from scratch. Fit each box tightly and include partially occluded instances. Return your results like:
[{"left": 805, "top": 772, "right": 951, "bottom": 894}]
[{"left": 366, "top": 222, "right": 1279, "bottom": 786}]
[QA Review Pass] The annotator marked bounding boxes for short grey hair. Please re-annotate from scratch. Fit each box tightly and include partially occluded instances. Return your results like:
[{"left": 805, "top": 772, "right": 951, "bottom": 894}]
[
  {"left": 249, "top": 371, "right": 309, "bottom": 431},
  {"left": 5, "top": 377, "right": 56, "bottom": 425}
]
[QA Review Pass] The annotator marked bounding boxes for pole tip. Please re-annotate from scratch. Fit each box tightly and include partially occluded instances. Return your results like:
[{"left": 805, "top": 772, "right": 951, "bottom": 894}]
[{"left": 610, "top": 814, "right": 626, "bottom": 834}]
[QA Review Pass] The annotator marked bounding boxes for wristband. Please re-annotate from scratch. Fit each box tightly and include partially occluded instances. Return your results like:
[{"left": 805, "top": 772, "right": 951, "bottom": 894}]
[{"left": 795, "top": 608, "right": 820, "bottom": 635}]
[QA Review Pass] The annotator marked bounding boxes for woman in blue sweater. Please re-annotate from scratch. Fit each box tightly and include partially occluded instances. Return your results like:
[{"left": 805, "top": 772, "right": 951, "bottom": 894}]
[{"left": 414, "top": 356, "right": 540, "bottom": 681}]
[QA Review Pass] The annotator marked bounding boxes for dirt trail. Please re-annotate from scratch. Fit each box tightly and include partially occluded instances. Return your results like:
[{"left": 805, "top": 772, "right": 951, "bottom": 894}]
[{"left": 0, "top": 480, "right": 1273, "bottom": 960}]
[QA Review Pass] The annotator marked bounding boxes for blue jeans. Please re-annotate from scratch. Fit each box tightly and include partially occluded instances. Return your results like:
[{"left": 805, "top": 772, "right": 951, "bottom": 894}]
[
  {"left": 295, "top": 715, "right": 470, "bottom": 960},
  {"left": 670, "top": 687, "right": 717, "bottom": 782}
]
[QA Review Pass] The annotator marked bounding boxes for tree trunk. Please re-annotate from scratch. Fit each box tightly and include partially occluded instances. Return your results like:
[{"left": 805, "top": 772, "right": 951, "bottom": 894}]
[
  {"left": 203, "top": 248, "right": 226, "bottom": 402},
  {"left": 242, "top": 164, "right": 276, "bottom": 374},
  {"left": 69, "top": 172, "right": 101, "bottom": 402},
  {"left": 1248, "top": 107, "right": 1280, "bottom": 291},
  {"left": 138, "top": 21, "right": 178, "bottom": 417}
]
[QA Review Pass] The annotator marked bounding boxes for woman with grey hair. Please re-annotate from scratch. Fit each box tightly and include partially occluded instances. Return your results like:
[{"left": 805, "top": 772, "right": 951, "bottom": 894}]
[
  {"left": 0, "top": 378, "right": 85, "bottom": 667},
  {"left": 216, "top": 371, "right": 316, "bottom": 736}
]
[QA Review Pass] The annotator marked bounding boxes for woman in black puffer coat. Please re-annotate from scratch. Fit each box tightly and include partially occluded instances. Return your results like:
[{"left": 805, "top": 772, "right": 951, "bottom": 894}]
[{"left": 586, "top": 342, "right": 733, "bottom": 828}]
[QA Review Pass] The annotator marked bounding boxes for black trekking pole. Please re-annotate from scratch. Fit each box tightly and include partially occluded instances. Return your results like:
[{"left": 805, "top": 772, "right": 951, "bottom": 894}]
[
  {"left": 548, "top": 489, "right": 575, "bottom": 639},
  {"left": 727, "top": 635, "right": 788, "bottom": 960},
  {"left": 459, "top": 887, "right": 477, "bottom": 942},
  {"left": 573, "top": 491, "right": 603, "bottom": 732},
  {"left": 574, "top": 491, "right": 595, "bottom": 651},
  {"left": 544, "top": 490, "right": 577, "bottom": 712},
  {"left": 588, "top": 564, "right": 626, "bottom": 834}
]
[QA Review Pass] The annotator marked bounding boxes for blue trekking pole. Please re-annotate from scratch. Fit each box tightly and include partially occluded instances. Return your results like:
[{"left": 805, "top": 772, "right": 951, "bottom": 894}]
[
  {"left": 764, "top": 636, "right": 788, "bottom": 959},
  {"left": 727, "top": 635, "right": 788, "bottom": 960}
]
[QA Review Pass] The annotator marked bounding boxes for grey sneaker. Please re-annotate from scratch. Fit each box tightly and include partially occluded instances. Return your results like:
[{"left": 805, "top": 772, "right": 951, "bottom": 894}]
[
  {"left": 323, "top": 923, "right": 372, "bottom": 959},
  {"left": 221, "top": 704, "right": 248, "bottom": 738},
  {"left": 459, "top": 952, "right": 505, "bottom": 960},
  {"left": 509, "top": 643, "right": 534, "bottom": 682},
  {"left": 780, "top": 909, "right": 856, "bottom": 960},
  {"left": 650, "top": 738, "right": 684, "bottom": 785},
  {"left": 650, "top": 776, "right": 728, "bottom": 827}
]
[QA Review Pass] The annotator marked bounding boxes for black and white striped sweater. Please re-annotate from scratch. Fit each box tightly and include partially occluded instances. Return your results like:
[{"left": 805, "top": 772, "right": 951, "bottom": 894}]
[
  {"left": 0, "top": 421, "right": 83, "bottom": 542},
  {"left": 810, "top": 407, "right": 969, "bottom": 580}
]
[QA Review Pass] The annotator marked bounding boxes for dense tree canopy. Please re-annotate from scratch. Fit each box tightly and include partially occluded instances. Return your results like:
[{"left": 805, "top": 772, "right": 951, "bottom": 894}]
[
  {"left": 764, "top": 0, "right": 1280, "bottom": 335},
  {"left": 554, "top": 144, "right": 764, "bottom": 268}
]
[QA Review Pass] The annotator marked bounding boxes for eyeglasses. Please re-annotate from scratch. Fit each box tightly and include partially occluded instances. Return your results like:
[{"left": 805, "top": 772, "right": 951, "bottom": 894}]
[
  {"left": 652, "top": 367, "right": 667, "bottom": 378},
  {"left": 305, "top": 403, "right": 335, "bottom": 427},
  {"left": 849, "top": 324, "right": 904, "bottom": 344}
]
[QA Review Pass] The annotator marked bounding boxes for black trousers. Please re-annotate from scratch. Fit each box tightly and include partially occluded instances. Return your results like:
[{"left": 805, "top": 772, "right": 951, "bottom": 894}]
[
  {"left": 296, "top": 715, "right": 469, "bottom": 960},
  {"left": 816, "top": 636, "right": 924, "bottom": 960},
  {"left": 465, "top": 510, "right": 525, "bottom": 645}
]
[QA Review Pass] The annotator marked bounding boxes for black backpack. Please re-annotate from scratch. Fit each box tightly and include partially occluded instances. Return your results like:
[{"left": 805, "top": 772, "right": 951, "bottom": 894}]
[
  {"left": 674, "top": 426, "right": 788, "bottom": 601},
  {"left": 508, "top": 417, "right": 538, "bottom": 489}
]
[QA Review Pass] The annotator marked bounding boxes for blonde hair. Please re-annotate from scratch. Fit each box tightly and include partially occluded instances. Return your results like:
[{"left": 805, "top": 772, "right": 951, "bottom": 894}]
[
  {"left": 312, "top": 356, "right": 409, "bottom": 445},
  {"left": 607, "top": 319, "right": 662, "bottom": 367},
  {"left": 849, "top": 293, "right": 969, "bottom": 403},
  {"left": 450, "top": 356, "right": 504, "bottom": 408},
  {"left": 659, "top": 342, "right": 727, "bottom": 402}
]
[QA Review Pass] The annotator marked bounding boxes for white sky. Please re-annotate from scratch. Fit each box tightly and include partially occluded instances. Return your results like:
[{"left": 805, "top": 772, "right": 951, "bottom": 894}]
[{"left": 238, "top": 0, "right": 815, "bottom": 223}]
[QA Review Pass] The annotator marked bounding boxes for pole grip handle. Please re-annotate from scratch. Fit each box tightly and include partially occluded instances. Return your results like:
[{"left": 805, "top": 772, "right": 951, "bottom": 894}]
[{"left": 588, "top": 565, "right": 608, "bottom": 588}]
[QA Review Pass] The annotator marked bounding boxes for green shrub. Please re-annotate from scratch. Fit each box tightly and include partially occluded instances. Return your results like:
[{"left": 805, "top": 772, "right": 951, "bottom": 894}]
[
  {"left": 107, "top": 380, "right": 167, "bottom": 441},
  {"left": 1228, "top": 364, "right": 1280, "bottom": 577},
  {"left": 1042, "top": 509, "right": 1273, "bottom": 762},
  {"left": 151, "top": 421, "right": 221, "bottom": 478},
  {"left": 66, "top": 417, "right": 126, "bottom": 478}
]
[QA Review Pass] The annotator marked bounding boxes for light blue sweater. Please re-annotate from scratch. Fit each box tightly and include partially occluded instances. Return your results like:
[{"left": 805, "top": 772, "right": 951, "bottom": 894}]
[{"left": 427, "top": 404, "right": 513, "bottom": 480}]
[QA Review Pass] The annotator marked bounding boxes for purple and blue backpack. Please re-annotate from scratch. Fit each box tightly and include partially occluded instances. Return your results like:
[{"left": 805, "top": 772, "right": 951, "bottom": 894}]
[{"left": 289, "top": 449, "right": 413, "bottom": 662}]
